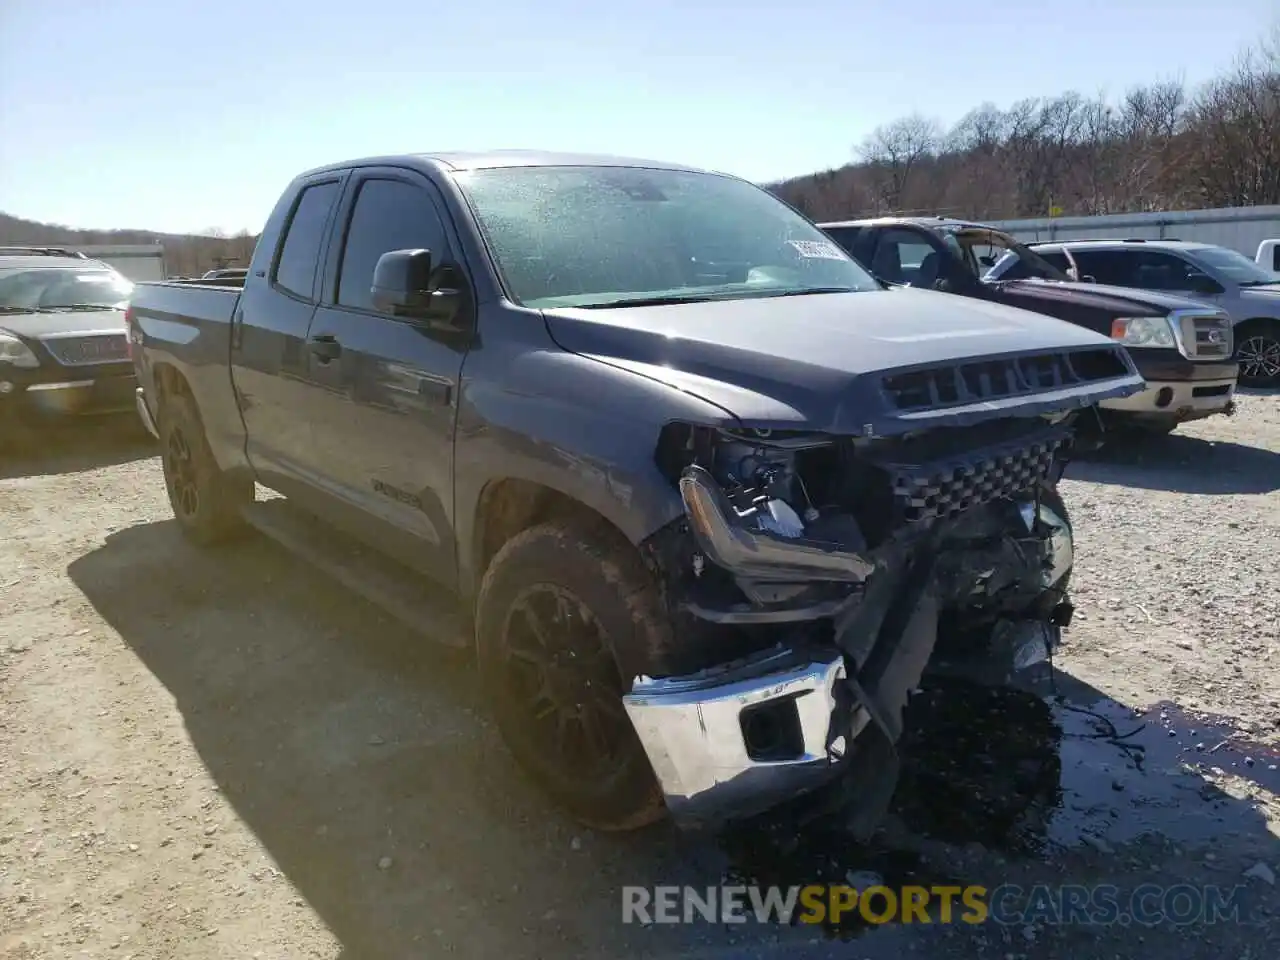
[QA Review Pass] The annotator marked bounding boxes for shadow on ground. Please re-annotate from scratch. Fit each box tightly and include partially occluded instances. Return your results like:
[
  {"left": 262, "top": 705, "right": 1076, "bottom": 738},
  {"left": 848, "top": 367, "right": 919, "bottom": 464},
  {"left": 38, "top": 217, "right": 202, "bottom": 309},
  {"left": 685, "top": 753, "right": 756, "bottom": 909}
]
[
  {"left": 67, "top": 522, "right": 1280, "bottom": 959},
  {"left": 1066, "top": 431, "right": 1280, "bottom": 495},
  {"left": 0, "top": 415, "right": 155, "bottom": 479}
]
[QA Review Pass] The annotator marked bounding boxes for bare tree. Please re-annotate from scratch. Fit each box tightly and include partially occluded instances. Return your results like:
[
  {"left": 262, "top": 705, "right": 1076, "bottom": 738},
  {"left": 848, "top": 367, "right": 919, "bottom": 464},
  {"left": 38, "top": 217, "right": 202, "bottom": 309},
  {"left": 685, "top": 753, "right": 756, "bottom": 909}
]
[
  {"left": 856, "top": 114, "right": 943, "bottom": 212},
  {"left": 1184, "top": 44, "right": 1280, "bottom": 206}
]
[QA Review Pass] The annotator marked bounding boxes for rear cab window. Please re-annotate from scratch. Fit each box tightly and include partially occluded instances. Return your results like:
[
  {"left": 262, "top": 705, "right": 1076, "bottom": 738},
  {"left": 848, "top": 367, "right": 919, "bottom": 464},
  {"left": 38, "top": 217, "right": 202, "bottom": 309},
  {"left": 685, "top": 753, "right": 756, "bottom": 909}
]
[{"left": 273, "top": 181, "right": 341, "bottom": 300}]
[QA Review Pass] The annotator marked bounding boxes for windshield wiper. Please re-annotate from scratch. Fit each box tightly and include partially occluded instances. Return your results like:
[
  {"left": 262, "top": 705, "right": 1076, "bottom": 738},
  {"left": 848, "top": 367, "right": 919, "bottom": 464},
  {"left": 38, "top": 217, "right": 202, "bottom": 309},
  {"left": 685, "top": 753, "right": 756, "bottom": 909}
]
[
  {"left": 0, "top": 305, "right": 54, "bottom": 314},
  {"left": 580, "top": 287, "right": 862, "bottom": 309},
  {"left": 579, "top": 294, "right": 722, "bottom": 309},
  {"left": 757, "top": 286, "right": 860, "bottom": 298},
  {"left": 1239, "top": 280, "right": 1280, "bottom": 288}
]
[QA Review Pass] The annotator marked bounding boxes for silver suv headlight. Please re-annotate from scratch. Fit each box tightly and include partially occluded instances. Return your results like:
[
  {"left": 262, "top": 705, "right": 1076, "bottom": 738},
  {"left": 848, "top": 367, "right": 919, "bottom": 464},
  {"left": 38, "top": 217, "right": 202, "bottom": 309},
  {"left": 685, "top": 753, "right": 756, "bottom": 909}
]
[
  {"left": 0, "top": 332, "right": 40, "bottom": 368},
  {"left": 1110, "top": 316, "right": 1176, "bottom": 349}
]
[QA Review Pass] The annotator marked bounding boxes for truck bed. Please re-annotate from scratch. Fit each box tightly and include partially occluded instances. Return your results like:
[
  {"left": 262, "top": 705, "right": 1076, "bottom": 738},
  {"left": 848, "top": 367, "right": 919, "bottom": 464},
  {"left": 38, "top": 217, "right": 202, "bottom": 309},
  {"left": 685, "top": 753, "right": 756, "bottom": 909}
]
[
  {"left": 132, "top": 279, "right": 244, "bottom": 324},
  {"left": 129, "top": 279, "right": 246, "bottom": 468}
]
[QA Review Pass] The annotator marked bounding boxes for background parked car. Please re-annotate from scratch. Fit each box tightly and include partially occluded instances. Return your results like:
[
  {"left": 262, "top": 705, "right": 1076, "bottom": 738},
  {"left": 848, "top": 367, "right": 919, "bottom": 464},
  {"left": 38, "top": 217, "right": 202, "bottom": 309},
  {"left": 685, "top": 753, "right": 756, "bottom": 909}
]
[
  {"left": 818, "top": 218, "right": 1238, "bottom": 435},
  {"left": 988, "top": 239, "right": 1280, "bottom": 387},
  {"left": 0, "top": 247, "right": 137, "bottom": 434}
]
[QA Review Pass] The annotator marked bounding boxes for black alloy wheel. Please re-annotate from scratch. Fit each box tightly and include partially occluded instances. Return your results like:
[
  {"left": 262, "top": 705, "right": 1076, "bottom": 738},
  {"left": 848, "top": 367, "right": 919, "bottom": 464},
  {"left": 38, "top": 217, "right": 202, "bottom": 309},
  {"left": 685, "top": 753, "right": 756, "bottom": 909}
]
[{"left": 498, "top": 583, "right": 633, "bottom": 780}]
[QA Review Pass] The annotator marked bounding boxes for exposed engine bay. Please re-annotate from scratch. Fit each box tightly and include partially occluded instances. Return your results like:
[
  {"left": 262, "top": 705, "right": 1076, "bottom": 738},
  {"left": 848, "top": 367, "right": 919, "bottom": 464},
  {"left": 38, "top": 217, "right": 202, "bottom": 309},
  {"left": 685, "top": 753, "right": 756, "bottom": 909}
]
[
  {"left": 626, "top": 413, "right": 1079, "bottom": 831},
  {"left": 653, "top": 413, "right": 1075, "bottom": 636}
]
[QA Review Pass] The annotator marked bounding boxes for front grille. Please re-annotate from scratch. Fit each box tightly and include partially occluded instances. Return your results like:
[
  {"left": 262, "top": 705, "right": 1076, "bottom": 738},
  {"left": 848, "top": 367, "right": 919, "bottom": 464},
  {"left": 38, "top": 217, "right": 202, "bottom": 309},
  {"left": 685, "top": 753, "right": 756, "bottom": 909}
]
[
  {"left": 876, "top": 426, "right": 1072, "bottom": 523},
  {"left": 882, "top": 347, "right": 1129, "bottom": 412},
  {"left": 42, "top": 334, "right": 129, "bottom": 366},
  {"left": 1177, "top": 313, "right": 1232, "bottom": 359}
]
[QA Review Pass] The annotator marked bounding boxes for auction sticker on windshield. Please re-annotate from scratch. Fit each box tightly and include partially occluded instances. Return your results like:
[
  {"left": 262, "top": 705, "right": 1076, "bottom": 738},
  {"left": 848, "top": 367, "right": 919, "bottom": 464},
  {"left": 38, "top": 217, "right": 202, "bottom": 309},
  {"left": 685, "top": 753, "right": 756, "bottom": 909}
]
[{"left": 788, "top": 239, "right": 847, "bottom": 260}]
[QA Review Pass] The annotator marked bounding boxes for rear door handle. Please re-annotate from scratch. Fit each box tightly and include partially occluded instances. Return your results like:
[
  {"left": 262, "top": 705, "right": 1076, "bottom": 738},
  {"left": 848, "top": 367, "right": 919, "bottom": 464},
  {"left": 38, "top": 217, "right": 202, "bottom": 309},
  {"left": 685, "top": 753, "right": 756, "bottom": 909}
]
[{"left": 308, "top": 334, "right": 342, "bottom": 362}]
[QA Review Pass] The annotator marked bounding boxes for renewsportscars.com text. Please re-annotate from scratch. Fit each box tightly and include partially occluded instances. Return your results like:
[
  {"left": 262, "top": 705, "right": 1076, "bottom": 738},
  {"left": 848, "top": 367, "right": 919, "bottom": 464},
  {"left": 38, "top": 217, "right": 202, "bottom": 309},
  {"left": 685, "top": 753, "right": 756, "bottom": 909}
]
[{"left": 622, "top": 883, "right": 1248, "bottom": 927}]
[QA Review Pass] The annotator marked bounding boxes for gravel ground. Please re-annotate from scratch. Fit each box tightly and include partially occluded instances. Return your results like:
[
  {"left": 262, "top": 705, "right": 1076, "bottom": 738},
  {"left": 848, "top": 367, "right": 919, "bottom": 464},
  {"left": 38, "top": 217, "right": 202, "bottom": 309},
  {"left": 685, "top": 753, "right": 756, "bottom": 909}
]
[{"left": 1, "top": 397, "right": 1278, "bottom": 960}]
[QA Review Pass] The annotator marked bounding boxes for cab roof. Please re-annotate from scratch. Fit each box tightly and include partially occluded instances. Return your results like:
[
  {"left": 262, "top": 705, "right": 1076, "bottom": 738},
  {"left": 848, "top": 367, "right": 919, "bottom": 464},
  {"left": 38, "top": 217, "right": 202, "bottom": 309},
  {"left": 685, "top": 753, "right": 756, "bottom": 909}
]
[
  {"left": 818, "top": 216, "right": 1004, "bottom": 232},
  {"left": 1028, "top": 239, "right": 1219, "bottom": 252},
  {"left": 300, "top": 150, "right": 720, "bottom": 179}
]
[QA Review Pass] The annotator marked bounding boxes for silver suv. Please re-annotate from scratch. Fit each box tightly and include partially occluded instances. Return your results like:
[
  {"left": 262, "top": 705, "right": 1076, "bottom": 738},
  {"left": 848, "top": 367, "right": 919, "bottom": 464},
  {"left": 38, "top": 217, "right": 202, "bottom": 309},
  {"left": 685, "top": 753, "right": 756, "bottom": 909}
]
[{"left": 987, "top": 239, "right": 1280, "bottom": 386}]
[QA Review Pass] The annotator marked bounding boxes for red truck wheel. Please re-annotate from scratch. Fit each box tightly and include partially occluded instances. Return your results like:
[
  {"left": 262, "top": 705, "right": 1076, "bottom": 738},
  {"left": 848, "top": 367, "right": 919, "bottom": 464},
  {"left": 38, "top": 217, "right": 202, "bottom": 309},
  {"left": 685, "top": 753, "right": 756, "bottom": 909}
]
[
  {"left": 157, "top": 392, "right": 251, "bottom": 545},
  {"left": 475, "top": 519, "right": 667, "bottom": 831}
]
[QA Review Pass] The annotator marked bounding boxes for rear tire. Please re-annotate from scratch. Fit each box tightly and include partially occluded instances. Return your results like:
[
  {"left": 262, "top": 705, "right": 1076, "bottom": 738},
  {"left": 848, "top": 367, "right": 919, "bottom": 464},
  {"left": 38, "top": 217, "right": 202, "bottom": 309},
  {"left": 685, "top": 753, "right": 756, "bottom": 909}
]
[
  {"left": 475, "top": 519, "right": 667, "bottom": 831},
  {"left": 157, "top": 391, "right": 251, "bottom": 544}
]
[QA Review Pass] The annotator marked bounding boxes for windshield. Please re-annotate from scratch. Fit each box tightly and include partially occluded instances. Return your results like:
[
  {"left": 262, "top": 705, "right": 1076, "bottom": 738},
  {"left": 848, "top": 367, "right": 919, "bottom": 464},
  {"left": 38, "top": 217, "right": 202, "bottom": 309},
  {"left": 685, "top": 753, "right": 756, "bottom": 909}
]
[
  {"left": 455, "top": 166, "right": 880, "bottom": 309},
  {"left": 0, "top": 267, "right": 133, "bottom": 310},
  {"left": 1191, "top": 246, "right": 1280, "bottom": 286}
]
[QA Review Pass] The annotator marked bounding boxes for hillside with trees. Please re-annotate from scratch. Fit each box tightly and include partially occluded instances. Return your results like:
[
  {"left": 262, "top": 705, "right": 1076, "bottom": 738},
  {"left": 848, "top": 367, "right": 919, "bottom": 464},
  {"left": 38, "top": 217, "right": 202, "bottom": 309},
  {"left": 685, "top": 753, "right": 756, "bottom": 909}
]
[
  {"left": 0, "top": 212, "right": 258, "bottom": 279},
  {"left": 770, "top": 32, "right": 1279, "bottom": 223}
]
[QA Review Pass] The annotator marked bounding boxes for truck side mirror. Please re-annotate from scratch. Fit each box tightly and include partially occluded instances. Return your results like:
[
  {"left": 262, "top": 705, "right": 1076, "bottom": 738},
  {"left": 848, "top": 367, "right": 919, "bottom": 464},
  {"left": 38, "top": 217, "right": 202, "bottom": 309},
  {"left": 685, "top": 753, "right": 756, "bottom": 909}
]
[{"left": 371, "top": 248, "right": 465, "bottom": 326}]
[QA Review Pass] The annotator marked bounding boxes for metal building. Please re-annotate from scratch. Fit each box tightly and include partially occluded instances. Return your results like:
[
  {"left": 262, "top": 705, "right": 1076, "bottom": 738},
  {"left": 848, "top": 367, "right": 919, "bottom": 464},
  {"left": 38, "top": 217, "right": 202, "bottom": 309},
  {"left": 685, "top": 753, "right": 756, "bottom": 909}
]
[
  {"left": 73, "top": 244, "right": 167, "bottom": 282},
  {"left": 988, "top": 205, "right": 1280, "bottom": 258}
]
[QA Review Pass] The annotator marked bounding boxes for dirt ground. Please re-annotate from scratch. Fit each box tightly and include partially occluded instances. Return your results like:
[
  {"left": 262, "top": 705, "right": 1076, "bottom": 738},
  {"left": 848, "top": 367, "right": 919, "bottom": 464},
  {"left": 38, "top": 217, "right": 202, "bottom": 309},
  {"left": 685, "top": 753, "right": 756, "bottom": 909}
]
[{"left": 2, "top": 399, "right": 1278, "bottom": 960}]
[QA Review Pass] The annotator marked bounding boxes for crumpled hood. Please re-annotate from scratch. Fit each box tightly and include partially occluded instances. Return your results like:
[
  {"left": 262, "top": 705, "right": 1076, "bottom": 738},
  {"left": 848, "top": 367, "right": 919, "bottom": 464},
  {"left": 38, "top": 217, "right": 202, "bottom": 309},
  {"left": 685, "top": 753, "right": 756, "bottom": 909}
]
[
  {"left": 0, "top": 308, "right": 126, "bottom": 340},
  {"left": 543, "top": 288, "right": 1144, "bottom": 436},
  {"left": 994, "top": 279, "right": 1218, "bottom": 315}
]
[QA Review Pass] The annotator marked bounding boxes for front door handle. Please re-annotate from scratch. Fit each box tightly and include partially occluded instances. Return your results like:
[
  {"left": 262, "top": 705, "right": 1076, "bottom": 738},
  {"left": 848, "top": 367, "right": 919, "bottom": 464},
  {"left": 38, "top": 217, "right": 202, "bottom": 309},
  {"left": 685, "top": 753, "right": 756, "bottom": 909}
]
[{"left": 309, "top": 334, "right": 342, "bottom": 362}]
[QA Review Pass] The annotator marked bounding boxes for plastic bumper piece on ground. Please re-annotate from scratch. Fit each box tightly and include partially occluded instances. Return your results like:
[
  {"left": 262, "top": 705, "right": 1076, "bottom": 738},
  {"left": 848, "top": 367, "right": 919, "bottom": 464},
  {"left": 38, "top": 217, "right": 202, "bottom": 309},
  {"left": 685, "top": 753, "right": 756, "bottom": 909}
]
[
  {"left": 622, "top": 648, "right": 867, "bottom": 829},
  {"left": 135, "top": 388, "right": 160, "bottom": 439}
]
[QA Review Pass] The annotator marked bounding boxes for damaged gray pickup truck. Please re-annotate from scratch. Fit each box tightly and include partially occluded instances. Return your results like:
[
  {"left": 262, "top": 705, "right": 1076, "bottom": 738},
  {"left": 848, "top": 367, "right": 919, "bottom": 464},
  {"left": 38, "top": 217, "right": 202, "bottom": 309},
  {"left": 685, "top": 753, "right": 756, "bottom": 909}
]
[{"left": 127, "top": 151, "right": 1145, "bottom": 835}]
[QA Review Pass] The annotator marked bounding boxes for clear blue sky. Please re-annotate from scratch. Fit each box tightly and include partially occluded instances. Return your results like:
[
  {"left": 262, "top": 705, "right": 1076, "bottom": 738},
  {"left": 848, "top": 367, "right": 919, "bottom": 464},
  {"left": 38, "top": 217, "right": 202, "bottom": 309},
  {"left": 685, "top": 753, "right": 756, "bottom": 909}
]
[{"left": 0, "top": 0, "right": 1274, "bottom": 234}]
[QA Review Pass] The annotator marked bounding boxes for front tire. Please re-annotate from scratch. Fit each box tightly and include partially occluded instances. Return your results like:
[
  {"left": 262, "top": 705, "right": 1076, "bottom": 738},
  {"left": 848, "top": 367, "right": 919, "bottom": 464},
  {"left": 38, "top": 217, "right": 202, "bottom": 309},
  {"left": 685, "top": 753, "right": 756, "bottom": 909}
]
[
  {"left": 475, "top": 519, "right": 667, "bottom": 831},
  {"left": 157, "top": 391, "right": 251, "bottom": 544},
  {"left": 1236, "top": 319, "right": 1280, "bottom": 387}
]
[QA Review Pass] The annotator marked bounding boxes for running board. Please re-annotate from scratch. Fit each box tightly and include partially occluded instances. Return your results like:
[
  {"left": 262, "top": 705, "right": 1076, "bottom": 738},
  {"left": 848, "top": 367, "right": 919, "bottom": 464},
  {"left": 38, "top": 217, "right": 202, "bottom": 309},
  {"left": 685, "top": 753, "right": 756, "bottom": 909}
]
[{"left": 240, "top": 499, "right": 468, "bottom": 649}]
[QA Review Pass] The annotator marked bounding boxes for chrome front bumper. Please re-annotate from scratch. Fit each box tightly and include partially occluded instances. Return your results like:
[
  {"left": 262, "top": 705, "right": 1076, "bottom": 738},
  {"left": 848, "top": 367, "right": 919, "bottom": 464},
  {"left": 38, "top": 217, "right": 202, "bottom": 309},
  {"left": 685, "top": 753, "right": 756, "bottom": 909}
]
[
  {"left": 1099, "top": 377, "right": 1235, "bottom": 421},
  {"left": 622, "top": 649, "right": 869, "bottom": 828}
]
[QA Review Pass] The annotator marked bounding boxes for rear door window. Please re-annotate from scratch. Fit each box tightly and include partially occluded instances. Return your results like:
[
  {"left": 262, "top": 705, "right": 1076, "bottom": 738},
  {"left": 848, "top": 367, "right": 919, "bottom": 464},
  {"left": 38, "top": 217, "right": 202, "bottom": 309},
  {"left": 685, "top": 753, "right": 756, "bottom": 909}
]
[
  {"left": 991, "top": 252, "right": 1063, "bottom": 280},
  {"left": 820, "top": 226, "right": 863, "bottom": 257},
  {"left": 1038, "top": 251, "right": 1071, "bottom": 274},
  {"left": 870, "top": 228, "right": 943, "bottom": 286},
  {"left": 1069, "top": 250, "right": 1137, "bottom": 286},
  {"left": 273, "top": 181, "right": 341, "bottom": 300}
]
